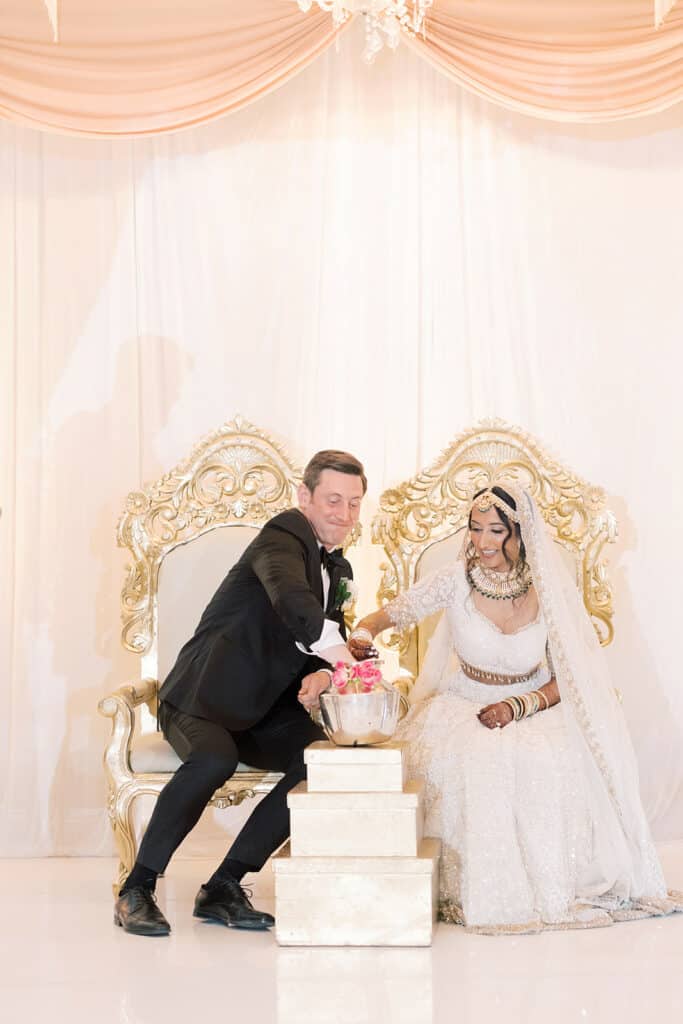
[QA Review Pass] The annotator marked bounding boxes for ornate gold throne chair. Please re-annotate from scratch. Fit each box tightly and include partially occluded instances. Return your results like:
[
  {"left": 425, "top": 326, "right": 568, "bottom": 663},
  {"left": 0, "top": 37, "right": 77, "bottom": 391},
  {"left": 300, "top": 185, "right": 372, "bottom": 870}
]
[
  {"left": 371, "top": 422, "right": 617, "bottom": 689},
  {"left": 98, "top": 417, "right": 306, "bottom": 891}
]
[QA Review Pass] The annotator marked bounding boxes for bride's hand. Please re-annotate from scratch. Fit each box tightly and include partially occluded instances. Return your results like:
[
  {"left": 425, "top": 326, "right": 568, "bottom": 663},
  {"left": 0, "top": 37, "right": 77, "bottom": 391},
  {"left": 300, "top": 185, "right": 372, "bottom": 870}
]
[
  {"left": 478, "top": 701, "right": 514, "bottom": 729},
  {"left": 348, "top": 627, "right": 379, "bottom": 661},
  {"left": 348, "top": 637, "right": 378, "bottom": 660}
]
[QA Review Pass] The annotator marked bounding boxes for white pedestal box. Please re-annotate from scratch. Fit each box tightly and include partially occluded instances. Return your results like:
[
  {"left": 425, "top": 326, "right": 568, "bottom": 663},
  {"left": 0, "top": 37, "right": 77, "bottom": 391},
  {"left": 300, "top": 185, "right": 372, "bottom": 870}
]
[
  {"left": 304, "top": 740, "right": 407, "bottom": 793},
  {"left": 273, "top": 741, "right": 440, "bottom": 946},
  {"left": 288, "top": 780, "right": 424, "bottom": 857},
  {"left": 273, "top": 839, "right": 440, "bottom": 947}
]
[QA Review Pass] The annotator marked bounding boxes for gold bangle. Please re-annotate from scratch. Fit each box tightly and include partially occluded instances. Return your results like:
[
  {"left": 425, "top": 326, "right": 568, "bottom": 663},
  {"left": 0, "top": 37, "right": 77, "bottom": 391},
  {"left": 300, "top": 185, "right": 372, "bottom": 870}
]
[
  {"left": 509, "top": 695, "right": 524, "bottom": 720},
  {"left": 350, "top": 627, "right": 374, "bottom": 642},
  {"left": 535, "top": 689, "right": 549, "bottom": 711},
  {"left": 502, "top": 698, "right": 517, "bottom": 721}
]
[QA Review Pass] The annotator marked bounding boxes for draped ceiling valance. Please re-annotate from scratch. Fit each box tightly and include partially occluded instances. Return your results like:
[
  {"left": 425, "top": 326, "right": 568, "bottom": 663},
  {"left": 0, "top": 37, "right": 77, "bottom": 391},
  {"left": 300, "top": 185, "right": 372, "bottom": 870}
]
[{"left": 1, "top": 0, "right": 682, "bottom": 135}]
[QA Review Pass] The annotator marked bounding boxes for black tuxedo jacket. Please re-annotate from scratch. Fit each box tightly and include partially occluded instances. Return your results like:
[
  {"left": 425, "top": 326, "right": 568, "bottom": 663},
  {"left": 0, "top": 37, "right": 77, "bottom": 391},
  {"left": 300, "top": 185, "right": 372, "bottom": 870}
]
[{"left": 158, "top": 508, "right": 352, "bottom": 730}]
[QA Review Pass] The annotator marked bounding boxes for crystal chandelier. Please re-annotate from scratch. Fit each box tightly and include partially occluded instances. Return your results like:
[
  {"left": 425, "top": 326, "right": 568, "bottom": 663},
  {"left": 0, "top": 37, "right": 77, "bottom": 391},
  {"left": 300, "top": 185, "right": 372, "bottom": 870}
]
[{"left": 296, "top": 2, "right": 433, "bottom": 64}]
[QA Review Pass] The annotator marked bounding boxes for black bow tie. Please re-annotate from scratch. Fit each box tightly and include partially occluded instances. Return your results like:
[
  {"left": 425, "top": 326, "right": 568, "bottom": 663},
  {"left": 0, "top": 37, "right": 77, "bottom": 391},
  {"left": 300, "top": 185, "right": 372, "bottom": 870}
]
[{"left": 320, "top": 547, "right": 344, "bottom": 573}]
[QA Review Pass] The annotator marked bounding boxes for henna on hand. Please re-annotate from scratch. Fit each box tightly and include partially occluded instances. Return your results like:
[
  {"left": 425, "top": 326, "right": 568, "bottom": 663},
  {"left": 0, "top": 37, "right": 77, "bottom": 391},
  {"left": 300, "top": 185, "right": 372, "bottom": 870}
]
[{"left": 477, "top": 701, "right": 514, "bottom": 730}]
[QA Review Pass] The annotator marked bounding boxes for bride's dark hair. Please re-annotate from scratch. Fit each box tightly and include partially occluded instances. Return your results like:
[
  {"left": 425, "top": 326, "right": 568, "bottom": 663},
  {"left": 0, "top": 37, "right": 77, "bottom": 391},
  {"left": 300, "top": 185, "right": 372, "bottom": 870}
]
[{"left": 468, "top": 486, "right": 527, "bottom": 573}]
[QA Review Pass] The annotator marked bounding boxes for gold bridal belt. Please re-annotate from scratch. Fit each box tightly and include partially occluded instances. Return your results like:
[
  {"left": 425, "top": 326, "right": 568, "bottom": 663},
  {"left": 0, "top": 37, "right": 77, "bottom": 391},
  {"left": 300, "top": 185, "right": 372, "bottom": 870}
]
[{"left": 459, "top": 659, "right": 541, "bottom": 686}]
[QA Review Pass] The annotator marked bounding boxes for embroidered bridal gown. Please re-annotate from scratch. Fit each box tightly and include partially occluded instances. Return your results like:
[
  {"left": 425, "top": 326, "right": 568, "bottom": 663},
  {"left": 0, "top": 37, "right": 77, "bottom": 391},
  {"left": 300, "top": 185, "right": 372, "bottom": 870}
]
[{"left": 389, "top": 556, "right": 682, "bottom": 935}]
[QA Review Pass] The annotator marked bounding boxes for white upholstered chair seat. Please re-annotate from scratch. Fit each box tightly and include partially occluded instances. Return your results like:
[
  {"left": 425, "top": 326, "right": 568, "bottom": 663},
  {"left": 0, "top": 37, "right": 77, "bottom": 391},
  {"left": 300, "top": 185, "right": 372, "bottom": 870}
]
[{"left": 129, "top": 732, "right": 258, "bottom": 776}]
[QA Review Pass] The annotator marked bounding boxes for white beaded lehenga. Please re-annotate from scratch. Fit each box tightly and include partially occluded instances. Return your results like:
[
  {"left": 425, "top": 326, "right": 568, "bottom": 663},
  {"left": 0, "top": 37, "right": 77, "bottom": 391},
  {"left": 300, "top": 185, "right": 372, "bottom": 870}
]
[{"left": 388, "top": 489, "right": 683, "bottom": 934}]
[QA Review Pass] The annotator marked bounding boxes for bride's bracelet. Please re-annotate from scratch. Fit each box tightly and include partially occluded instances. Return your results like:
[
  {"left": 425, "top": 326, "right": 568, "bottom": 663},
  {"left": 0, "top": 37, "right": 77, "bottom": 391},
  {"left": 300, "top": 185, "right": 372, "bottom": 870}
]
[
  {"left": 503, "top": 689, "right": 549, "bottom": 722},
  {"left": 536, "top": 688, "right": 549, "bottom": 711},
  {"left": 349, "top": 627, "right": 374, "bottom": 643}
]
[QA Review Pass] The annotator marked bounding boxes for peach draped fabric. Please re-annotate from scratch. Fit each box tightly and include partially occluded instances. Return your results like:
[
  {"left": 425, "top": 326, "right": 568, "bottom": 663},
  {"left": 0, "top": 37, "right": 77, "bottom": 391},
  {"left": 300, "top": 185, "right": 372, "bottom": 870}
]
[
  {"left": 0, "top": 0, "right": 341, "bottom": 136},
  {"left": 410, "top": 1, "right": 683, "bottom": 122},
  {"left": 0, "top": 2, "right": 683, "bottom": 133}
]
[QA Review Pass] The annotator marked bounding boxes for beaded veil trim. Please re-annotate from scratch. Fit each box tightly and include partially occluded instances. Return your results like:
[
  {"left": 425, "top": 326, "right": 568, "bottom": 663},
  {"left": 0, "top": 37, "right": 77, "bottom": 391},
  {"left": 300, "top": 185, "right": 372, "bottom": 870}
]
[{"left": 438, "top": 890, "right": 683, "bottom": 935}]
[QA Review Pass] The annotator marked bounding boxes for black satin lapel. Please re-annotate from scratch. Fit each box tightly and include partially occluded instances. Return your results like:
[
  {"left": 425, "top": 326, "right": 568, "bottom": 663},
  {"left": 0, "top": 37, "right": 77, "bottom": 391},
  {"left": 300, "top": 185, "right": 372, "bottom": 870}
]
[
  {"left": 326, "top": 566, "right": 340, "bottom": 614},
  {"left": 312, "top": 556, "right": 324, "bottom": 606}
]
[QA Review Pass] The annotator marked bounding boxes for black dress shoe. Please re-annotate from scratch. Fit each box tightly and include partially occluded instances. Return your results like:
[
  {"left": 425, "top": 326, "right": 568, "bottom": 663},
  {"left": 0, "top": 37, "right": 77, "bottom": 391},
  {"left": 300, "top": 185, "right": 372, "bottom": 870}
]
[
  {"left": 114, "top": 886, "right": 171, "bottom": 936},
  {"left": 193, "top": 879, "right": 275, "bottom": 930}
]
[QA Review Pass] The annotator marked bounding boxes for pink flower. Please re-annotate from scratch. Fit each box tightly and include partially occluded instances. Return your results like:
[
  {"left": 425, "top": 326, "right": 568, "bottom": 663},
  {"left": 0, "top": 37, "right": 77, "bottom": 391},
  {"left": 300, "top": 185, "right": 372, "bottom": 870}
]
[
  {"left": 329, "top": 659, "right": 384, "bottom": 695},
  {"left": 355, "top": 661, "right": 382, "bottom": 685},
  {"left": 331, "top": 661, "right": 350, "bottom": 690}
]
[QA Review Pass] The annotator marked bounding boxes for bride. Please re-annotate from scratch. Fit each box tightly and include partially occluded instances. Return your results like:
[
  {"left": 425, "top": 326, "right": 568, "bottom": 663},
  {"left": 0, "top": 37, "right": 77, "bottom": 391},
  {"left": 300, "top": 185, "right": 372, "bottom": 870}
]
[{"left": 350, "top": 485, "right": 682, "bottom": 934}]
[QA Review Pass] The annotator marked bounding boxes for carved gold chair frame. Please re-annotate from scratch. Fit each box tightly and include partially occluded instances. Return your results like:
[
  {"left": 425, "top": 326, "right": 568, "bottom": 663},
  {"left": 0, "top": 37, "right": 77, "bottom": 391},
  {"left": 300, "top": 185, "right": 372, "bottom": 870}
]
[
  {"left": 371, "top": 421, "right": 617, "bottom": 683},
  {"left": 98, "top": 416, "right": 308, "bottom": 891}
]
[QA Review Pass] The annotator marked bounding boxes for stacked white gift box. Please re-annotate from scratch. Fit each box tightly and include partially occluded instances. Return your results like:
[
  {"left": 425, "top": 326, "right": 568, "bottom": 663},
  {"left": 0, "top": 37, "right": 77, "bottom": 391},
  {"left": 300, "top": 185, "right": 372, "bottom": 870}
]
[{"left": 273, "top": 740, "right": 440, "bottom": 946}]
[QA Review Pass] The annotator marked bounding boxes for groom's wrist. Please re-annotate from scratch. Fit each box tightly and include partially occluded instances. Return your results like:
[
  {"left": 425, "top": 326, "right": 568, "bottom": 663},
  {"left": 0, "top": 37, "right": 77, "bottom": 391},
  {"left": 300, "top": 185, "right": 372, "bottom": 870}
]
[{"left": 318, "top": 667, "right": 333, "bottom": 690}]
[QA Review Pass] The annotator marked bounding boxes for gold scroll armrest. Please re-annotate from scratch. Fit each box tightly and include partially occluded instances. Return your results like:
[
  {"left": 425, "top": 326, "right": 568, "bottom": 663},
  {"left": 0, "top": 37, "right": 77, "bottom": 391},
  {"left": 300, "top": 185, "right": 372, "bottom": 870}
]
[{"left": 98, "top": 678, "right": 159, "bottom": 777}]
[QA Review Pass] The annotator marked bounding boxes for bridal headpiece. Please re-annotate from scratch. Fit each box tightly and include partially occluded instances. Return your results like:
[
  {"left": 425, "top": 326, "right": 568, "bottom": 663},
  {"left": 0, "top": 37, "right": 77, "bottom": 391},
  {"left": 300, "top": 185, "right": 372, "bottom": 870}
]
[{"left": 470, "top": 487, "right": 521, "bottom": 523}]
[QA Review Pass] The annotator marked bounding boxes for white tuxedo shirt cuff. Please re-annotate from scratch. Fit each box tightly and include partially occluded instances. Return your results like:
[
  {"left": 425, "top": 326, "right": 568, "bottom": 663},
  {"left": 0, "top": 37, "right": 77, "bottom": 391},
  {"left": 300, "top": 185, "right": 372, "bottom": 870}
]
[{"left": 296, "top": 618, "right": 345, "bottom": 658}]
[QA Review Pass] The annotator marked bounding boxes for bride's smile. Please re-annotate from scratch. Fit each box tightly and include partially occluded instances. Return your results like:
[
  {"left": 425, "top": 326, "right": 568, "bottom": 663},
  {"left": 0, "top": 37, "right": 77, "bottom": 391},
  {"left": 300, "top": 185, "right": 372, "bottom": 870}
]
[{"left": 469, "top": 505, "right": 520, "bottom": 573}]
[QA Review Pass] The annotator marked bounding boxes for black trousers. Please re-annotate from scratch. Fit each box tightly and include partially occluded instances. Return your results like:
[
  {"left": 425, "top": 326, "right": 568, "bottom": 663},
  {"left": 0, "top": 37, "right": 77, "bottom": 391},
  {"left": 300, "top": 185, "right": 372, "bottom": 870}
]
[{"left": 136, "top": 690, "right": 325, "bottom": 875}]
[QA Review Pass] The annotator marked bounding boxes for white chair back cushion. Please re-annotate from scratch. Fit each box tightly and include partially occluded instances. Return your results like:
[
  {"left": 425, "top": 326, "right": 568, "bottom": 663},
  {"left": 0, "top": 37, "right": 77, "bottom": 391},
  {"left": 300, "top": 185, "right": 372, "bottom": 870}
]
[{"left": 156, "top": 525, "right": 259, "bottom": 683}]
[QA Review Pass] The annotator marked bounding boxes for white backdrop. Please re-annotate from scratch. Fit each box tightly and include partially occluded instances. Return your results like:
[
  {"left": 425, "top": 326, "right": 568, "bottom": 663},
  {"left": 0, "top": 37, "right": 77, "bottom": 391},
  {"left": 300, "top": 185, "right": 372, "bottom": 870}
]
[{"left": 2, "top": 22, "right": 683, "bottom": 857}]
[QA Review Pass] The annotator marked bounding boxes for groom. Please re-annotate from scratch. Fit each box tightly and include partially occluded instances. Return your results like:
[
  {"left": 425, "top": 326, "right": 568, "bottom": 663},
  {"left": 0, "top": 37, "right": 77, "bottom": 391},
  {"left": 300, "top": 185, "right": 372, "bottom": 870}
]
[{"left": 114, "top": 449, "right": 366, "bottom": 936}]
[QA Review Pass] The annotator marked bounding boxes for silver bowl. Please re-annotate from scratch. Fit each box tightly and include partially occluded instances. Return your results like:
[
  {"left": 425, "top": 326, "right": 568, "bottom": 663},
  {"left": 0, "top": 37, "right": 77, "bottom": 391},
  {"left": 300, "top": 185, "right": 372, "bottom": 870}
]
[{"left": 319, "top": 684, "right": 400, "bottom": 746}]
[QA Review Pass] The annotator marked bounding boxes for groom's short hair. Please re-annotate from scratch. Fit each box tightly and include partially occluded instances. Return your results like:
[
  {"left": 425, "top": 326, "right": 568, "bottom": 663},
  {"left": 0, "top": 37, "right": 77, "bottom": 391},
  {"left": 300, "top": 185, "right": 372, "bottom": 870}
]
[{"left": 303, "top": 450, "right": 367, "bottom": 495}]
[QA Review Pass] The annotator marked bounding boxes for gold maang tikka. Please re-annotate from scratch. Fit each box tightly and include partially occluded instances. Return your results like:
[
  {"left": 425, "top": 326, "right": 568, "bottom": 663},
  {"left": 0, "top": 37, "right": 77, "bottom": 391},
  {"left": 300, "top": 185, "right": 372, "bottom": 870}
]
[{"left": 471, "top": 488, "right": 521, "bottom": 523}]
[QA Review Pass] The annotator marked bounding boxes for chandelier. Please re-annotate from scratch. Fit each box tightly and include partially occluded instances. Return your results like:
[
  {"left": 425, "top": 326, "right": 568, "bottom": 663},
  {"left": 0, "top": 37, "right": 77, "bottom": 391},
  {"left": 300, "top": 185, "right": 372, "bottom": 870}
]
[{"left": 295, "top": 2, "right": 433, "bottom": 64}]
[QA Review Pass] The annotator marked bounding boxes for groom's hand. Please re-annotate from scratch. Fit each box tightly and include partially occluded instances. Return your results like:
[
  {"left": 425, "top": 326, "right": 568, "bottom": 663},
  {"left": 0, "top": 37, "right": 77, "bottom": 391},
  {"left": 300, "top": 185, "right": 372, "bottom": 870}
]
[{"left": 298, "top": 670, "right": 332, "bottom": 710}]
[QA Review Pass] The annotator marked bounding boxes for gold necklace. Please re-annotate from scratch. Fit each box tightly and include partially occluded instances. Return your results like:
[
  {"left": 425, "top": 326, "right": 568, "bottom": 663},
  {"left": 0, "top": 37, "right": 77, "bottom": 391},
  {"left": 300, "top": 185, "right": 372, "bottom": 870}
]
[{"left": 467, "top": 558, "right": 532, "bottom": 601}]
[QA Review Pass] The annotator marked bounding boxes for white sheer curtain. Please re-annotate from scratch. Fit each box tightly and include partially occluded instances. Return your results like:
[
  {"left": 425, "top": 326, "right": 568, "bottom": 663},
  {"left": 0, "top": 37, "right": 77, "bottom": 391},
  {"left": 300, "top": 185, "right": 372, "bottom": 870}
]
[{"left": 2, "top": 22, "right": 682, "bottom": 856}]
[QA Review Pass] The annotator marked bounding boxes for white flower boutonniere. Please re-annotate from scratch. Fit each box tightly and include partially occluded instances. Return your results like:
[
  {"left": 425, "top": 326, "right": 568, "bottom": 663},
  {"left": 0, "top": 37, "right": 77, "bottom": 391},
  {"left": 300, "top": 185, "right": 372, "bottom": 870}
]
[{"left": 335, "top": 577, "right": 358, "bottom": 612}]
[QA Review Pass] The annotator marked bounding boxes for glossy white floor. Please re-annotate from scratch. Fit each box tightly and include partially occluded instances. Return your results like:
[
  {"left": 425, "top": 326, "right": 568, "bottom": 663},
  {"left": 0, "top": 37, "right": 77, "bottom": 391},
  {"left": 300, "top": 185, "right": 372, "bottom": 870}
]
[{"left": 2, "top": 844, "right": 683, "bottom": 1024}]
